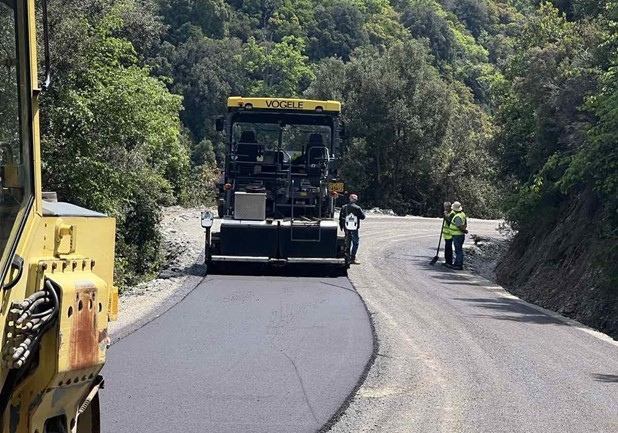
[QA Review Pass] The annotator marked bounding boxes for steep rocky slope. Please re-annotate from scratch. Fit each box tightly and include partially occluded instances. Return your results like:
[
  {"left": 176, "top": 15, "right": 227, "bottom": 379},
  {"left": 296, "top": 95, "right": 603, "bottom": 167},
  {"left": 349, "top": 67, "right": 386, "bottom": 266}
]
[{"left": 496, "top": 193, "right": 618, "bottom": 339}]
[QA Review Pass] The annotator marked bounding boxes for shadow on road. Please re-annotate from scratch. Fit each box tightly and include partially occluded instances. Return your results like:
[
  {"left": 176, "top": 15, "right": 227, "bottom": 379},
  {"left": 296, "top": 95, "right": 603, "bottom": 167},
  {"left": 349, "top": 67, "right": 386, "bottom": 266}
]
[
  {"left": 453, "top": 297, "right": 566, "bottom": 325},
  {"left": 429, "top": 272, "right": 487, "bottom": 287},
  {"left": 185, "top": 263, "right": 207, "bottom": 276},
  {"left": 207, "top": 262, "right": 348, "bottom": 278},
  {"left": 592, "top": 374, "right": 618, "bottom": 383}
]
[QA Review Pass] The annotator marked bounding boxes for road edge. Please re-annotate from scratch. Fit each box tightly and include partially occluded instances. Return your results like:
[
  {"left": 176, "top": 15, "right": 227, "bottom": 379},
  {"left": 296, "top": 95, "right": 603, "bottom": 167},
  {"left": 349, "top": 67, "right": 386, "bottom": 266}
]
[
  {"left": 317, "top": 277, "right": 379, "bottom": 433},
  {"left": 109, "top": 262, "right": 207, "bottom": 344}
]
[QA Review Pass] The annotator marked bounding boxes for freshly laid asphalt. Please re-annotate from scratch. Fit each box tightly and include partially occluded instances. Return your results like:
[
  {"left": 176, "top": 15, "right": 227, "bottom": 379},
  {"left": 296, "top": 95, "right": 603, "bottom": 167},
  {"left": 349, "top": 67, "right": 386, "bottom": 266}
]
[{"left": 101, "top": 274, "right": 373, "bottom": 433}]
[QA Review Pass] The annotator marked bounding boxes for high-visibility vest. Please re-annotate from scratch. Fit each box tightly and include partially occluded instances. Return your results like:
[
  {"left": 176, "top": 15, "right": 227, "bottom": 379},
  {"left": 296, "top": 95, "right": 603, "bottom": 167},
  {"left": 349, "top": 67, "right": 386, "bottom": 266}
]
[
  {"left": 449, "top": 211, "right": 467, "bottom": 235},
  {"left": 442, "top": 210, "right": 455, "bottom": 240}
]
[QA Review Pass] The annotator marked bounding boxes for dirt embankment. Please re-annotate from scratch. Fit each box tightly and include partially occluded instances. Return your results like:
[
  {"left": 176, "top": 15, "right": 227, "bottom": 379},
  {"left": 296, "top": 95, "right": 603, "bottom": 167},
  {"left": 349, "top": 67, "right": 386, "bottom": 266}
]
[{"left": 495, "top": 194, "right": 618, "bottom": 339}]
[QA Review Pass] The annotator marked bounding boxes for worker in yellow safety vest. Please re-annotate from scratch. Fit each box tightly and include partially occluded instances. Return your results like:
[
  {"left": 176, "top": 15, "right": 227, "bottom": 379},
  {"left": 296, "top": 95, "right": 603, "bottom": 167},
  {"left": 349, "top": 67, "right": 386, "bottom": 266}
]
[
  {"left": 442, "top": 201, "right": 456, "bottom": 268},
  {"left": 449, "top": 201, "right": 468, "bottom": 270}
]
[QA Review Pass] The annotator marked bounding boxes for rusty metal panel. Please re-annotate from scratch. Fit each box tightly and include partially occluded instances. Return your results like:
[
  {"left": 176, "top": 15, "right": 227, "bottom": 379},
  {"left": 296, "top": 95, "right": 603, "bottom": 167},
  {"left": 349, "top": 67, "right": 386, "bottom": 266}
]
[
  {"left": 45, "top": 271, "right": 109, "bottom": 375},
  {"left": 69, "top": 285, "right": 98, "bottom": 370},
  {"left": 108, "top": 286, "right": 118, "bottom": 322}
]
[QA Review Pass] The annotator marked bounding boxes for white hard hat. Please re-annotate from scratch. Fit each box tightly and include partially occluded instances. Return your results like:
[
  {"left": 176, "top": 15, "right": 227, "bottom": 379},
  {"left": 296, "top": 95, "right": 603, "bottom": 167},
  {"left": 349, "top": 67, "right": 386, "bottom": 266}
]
[{"left": 452, "top": 201, "right": 462, "bottom": 211}]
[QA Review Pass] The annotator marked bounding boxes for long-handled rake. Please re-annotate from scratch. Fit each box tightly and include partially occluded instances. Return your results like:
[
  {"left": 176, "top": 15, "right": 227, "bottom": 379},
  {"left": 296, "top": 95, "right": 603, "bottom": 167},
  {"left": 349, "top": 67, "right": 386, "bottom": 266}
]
[{"left": 429, "top": 221, "right": 444, "bottom": 266}]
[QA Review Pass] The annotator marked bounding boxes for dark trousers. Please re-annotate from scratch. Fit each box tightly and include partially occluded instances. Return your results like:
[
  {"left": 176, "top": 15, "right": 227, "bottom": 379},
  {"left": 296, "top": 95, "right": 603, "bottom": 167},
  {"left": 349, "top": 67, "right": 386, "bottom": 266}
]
[
  {"left": 345, "top": 230, "right": 360, "bottom": 259},
  {"left": 453, "top": 235, "right": 465, "bottom": 267},
  {"left": 444, "top": 238, "right": 453, "bottom": 265}
]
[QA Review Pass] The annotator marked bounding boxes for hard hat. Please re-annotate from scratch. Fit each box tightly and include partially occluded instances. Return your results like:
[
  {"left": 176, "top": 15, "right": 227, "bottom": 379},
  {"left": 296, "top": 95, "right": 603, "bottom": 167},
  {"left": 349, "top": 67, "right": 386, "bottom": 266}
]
[
  {"left": 452, "top": 201, "right": 462, "bottom": 211},
  {"left": 443, "top": 201, "right": 452, "bottom": 208},
  {"left": 350, "top": 194, "right": 358, "bottom": 201}
]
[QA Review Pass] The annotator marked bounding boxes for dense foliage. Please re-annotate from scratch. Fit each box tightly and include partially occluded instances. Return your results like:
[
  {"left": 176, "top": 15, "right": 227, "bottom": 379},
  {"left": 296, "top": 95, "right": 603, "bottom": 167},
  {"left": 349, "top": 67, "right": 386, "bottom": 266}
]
[
  {"left": 42, "top": 0, "right": 190, "bottom": 286},
  {"left": 17, "top": 0, "right": 616, "bottom": 294},
  {"left": 492, "top": 2, "right": 618, "bottom": 286},
  {"left": 307, "top": 43, "right": 497, "bottom": 215}
]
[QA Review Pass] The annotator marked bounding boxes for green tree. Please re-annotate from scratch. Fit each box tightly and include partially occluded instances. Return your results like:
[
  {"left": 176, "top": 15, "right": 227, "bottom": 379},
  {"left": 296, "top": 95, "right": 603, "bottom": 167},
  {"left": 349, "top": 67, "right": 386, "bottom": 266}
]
[
  {"left": 307, "top": 0, "right": 369, "bottom": 60},
  {"left": 166, "top": 36, "right": 247, "bottom": 142},
  {"left": 159, "top": 0, "right": 230, "bottom": 41},
  {"left": 442, "top": 0, "right": 490, "bottom": 39},
  {"left": 43, "top": 1, "right": 189, "bottom": 287},
  {"left": 242, "top": 35, "right": 315, "bottom": 96},
  {"left": 308, "top": 41, "right": 497, "bottom": 216},
  {"left": 565, "top": 2, "right": 618, "bottom": 220}
]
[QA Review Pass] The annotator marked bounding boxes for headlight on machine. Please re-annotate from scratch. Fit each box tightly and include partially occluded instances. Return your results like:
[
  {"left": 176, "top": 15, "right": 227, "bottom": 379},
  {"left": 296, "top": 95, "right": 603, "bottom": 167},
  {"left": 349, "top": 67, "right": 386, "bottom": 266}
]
[{"left": 201, "top": 210, "right": 214, "bottom": 228}]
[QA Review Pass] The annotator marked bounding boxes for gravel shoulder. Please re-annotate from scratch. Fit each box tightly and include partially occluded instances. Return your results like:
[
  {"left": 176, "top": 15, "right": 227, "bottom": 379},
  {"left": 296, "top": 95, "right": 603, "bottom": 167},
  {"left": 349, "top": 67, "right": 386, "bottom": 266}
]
[{"left": 464, "top": 234, "right": 510, "bottom": 283}]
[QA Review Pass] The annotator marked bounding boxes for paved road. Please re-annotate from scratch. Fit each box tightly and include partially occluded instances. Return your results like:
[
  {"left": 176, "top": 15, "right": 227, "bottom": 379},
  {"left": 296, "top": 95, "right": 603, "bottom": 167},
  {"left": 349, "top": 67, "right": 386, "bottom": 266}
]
[
  {"left": 330, "top": 217, "right": 618, "bottom": 433},
  {"left": 101, "top": 275, "right": 373, "bottom": 433},
  {"left": 101, "top": 215, "right": 618, "bottom": 433}
]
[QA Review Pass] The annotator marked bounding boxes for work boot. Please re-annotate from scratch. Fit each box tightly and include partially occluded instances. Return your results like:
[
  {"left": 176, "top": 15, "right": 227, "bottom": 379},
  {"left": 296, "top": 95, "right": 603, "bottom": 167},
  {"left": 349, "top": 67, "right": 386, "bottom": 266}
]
[
  {"left": 351, "top": 256, "right": 360, "bottom": 265},
  {"left": 442, "top": 263, "right": 452, "bottom": 268},
  {"left": 452, "top": 265, "right": 463, "bottom": 270}
]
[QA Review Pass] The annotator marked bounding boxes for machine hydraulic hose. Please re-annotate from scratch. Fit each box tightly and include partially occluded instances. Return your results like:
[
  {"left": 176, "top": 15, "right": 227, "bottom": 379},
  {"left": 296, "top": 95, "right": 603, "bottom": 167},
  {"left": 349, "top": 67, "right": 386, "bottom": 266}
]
[
  {"left": 2, "top": 279, "right": 60, "bottom": 369},
  {"left": 2, "top": 280, "right": 60, "bottom": 369},
  {"left": 1, "top": 279, "right": 60, "bottom": 417}
]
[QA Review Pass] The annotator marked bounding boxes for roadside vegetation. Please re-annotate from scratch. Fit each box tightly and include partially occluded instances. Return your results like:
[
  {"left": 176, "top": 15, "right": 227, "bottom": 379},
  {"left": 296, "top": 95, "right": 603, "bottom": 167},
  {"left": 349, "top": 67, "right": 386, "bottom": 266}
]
[{"left": 22, "top": 0, "right": 617, "bottom": 333}]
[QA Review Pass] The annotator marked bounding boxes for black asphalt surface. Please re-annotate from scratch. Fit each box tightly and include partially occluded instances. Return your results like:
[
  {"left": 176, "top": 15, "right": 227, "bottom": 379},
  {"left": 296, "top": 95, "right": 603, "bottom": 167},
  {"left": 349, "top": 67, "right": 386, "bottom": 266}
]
[{"left": 101, "top": 274, "right": 373, "bottom": 433}]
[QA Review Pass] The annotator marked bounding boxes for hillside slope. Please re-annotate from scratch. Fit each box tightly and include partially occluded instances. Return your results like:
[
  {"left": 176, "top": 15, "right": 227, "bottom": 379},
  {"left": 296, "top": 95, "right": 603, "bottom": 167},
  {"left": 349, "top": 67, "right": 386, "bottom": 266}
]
[{"left": 497, "top": 192, "right": 618, "bottom": 339}]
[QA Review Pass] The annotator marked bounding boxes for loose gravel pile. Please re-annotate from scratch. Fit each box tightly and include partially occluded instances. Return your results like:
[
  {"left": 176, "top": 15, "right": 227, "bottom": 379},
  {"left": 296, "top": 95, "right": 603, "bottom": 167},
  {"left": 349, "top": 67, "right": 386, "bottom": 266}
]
[
  {"left": 366, "top": 207, "right": 397, "bottom": 216},
  {"left": 464, "top": 234, "right": 510, "bottom": 282},
  {"left": 158, "top": 208, "right": 207, "bottom": 279}
]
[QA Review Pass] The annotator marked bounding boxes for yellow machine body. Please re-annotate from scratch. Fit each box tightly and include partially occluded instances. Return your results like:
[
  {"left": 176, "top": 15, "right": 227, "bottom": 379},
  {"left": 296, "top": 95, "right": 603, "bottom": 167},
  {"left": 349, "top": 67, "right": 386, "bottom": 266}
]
[
  {"left": 228, "top": 96, "right": 342, "bottom": 113},
  {"left": 0, "top": 0, "right": 117, "bottom": 431}
]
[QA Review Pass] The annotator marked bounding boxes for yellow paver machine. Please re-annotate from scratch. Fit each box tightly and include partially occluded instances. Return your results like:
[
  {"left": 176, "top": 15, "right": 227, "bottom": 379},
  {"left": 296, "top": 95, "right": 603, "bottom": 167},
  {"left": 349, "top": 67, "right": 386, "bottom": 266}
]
[
  {"left": 0, "top": 0, "right": 117, "bottom": 431},
  {"left": 204, "top": 97, "right": 348, "bottom": 271}
]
